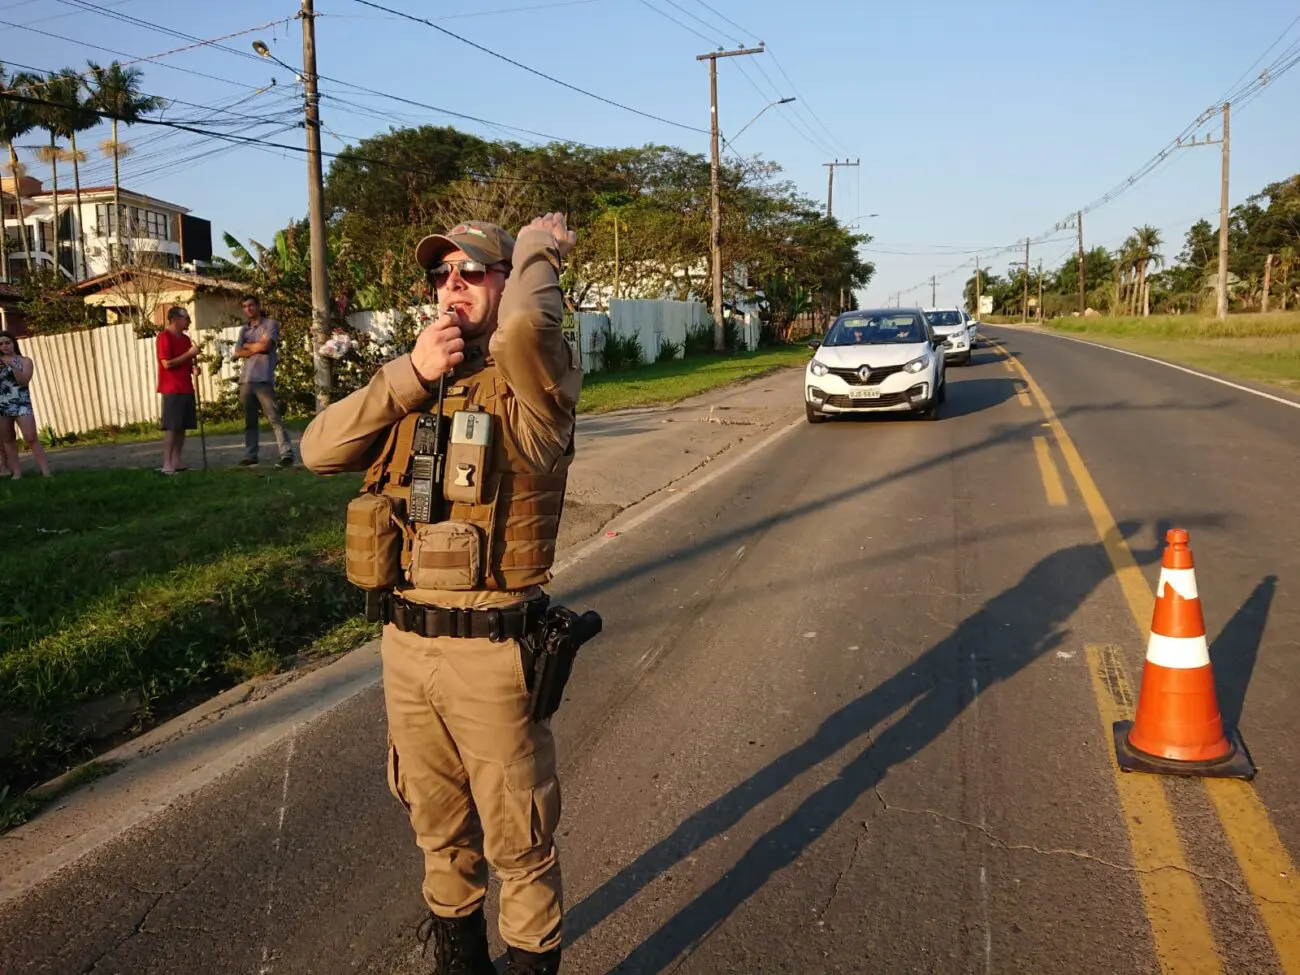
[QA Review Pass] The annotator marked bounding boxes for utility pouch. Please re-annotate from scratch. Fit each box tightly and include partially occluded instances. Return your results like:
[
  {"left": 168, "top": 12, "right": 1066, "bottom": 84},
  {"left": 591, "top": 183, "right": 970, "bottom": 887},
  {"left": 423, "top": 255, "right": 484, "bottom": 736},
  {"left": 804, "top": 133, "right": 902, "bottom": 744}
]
[
  {"left": 344, "top": 492, "right": 404, "bottom": 590},
  {"left": 407, "top": 521, "right": 484, "bottom": 591},
  {"left": 522, "top": 605, "right": 603, "bottom": 722},
  {"left": 444, "top": 408, "right": 493, "bottom": 505}
]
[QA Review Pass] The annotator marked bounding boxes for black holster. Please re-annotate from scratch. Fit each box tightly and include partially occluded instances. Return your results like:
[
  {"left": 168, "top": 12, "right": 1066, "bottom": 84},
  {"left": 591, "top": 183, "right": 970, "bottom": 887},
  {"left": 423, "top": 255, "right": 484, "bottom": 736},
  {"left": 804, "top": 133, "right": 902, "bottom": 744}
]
[{"left": 521, "top": 604, "right": 603, "bottom": 723}]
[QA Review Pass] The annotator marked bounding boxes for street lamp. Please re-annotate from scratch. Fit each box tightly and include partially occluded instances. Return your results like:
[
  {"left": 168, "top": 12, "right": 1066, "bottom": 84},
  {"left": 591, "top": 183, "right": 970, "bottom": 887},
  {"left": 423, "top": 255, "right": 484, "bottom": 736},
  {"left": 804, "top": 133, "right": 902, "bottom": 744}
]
[
  {"left": 252, "top": 40, "right": 304, "bottom": 81},
  {"left": 724, "top": 96, "right": 795, "bottom": 148}
]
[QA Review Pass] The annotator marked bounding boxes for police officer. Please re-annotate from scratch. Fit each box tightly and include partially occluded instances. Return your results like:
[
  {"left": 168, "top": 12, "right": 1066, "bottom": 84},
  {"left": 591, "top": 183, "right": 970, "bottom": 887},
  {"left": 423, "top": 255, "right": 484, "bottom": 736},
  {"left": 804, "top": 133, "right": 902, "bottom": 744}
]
[{"left": 301, "top": 213, "right": 582, "bottom": 975}]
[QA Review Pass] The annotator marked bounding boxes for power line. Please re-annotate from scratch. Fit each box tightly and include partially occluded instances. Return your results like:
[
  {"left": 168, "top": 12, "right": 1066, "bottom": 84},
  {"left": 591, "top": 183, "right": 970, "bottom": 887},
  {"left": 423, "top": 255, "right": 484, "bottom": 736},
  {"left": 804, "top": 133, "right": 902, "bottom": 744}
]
[
  {"left": 0, "top": 16, "right": 276, "bottom": 93},
  {"left": 1, "top": 89, "right": 585, "bottom": 206},
  {"left": 348, "top": 0, "right": 706, "bottom": 133}
]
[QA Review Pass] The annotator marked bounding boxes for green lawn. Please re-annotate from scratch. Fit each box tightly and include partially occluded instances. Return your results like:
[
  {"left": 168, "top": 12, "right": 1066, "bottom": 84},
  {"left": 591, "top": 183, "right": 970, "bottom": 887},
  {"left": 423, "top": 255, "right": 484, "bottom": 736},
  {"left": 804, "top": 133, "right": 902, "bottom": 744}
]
[
  {"left": 1041, "top": 313, "right": 1300, "bottom": 392},
  {"left": 0, "top": 467, "right": 371, "bottom": 800},
  {"left": 577, "top": 346, "right": 809, "bottom": 413}
]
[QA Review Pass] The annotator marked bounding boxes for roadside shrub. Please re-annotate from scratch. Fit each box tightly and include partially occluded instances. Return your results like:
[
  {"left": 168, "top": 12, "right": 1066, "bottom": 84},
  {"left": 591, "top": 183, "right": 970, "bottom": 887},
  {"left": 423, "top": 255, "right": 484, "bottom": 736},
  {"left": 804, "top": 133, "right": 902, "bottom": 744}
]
[
  {"left": 601, "top": 331, "right": 643, "bottom": 371},
  {"left": 655, "top": 339, "right": 682, "bottom": 363}
]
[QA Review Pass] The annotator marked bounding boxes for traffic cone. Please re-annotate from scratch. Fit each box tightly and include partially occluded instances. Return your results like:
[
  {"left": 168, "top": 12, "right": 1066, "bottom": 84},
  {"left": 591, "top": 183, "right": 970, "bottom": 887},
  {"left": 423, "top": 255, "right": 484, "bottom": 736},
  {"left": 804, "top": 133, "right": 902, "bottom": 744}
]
[{"left": 1113, "top": 528, "right": 1255, "bottom": 779}]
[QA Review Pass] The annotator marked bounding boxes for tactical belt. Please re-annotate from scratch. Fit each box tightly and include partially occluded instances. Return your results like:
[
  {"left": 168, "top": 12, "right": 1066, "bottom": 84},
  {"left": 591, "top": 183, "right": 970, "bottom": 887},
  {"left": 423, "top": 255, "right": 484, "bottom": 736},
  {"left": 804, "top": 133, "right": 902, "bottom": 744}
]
[{"left": 372, "top": 589, "right": 547, "bottom": 642}]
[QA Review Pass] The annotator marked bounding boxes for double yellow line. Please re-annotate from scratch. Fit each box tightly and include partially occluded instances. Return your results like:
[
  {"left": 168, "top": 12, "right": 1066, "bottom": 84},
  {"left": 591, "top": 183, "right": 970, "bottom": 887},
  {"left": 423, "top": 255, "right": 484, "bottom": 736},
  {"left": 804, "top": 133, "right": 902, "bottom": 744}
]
[{"left": 991, "top": 339, "right": 1299, "bottom": 974}]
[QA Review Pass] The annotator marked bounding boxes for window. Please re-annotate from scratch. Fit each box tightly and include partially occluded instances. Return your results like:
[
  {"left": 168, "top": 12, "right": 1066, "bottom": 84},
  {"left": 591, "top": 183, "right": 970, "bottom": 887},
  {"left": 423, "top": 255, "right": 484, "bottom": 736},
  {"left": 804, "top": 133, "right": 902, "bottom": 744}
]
[
  {"left": 824, "top": 313, "right": 927, "bottom": 346},
  {"left": 94, "top": 204, "right": 171, "bottom": 240}
]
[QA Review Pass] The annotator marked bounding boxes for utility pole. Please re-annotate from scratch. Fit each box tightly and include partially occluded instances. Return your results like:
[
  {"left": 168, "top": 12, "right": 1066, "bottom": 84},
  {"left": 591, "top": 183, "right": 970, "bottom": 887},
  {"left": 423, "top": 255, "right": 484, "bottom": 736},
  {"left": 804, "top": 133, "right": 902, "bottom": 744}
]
[
  {"left": 698, "top": 44, "right": 765, "bottom": 351},
  {"left": 1022, "top": 238, "right": 1030, "bottom": 323},
  {"left": 1263, "top": 253, "right": 1273, "bottom": 313},
  {"left": 1176, "top": 103, "right": 1231, "bottom": 320},
  {"left": 823, "top": 158, "right": 860, "bottom": 219},
  {"left": 975, "top": 257, "right": 982, "bottom": 318},
  {"left": 301, "top": 0, "right": 332, "bottom": 411},
  {"left": 824, "top": 159, "right": 859, "bottom": 315},
  {"left": 1217, "top": 102, "right": 1231, "bottom": 320},
  {"left": 1036, "top": 258, "right": 1044, "bottom": 322},
  {"left": 1076, "top": 209, "right": 1085, "bottom": 315},
  {"left": 930, "top": 275, "right": 936, "bottom": 307}
]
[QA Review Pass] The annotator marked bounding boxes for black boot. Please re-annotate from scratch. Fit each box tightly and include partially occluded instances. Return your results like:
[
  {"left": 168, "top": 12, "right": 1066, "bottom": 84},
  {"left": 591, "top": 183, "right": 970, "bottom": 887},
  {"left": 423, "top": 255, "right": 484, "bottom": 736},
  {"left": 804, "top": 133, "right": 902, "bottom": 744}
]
[
  {"left": 503, "top": 945, "right": 561, "bottom": 975},
  {"left": 415, "top": 908, "right": 495, "bottom": 975}
]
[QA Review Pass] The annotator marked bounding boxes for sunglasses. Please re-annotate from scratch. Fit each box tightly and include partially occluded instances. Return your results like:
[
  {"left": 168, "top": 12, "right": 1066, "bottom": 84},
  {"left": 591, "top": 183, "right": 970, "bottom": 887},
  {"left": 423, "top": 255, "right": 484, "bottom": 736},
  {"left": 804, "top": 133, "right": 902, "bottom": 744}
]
[{"left": 428, "top": 259, "right": 507, "bottom": 288}]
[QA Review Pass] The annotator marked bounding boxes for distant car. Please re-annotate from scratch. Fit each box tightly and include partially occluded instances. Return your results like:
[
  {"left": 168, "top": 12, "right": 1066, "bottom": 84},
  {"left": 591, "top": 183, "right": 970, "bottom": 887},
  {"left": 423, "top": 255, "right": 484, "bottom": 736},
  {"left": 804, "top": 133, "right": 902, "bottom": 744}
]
[
  {"left": 804, "top": 308, "right": 946, "bottom": 423},
  {"left": 922, "top": 307, "right": 973, "bottom": 364}
]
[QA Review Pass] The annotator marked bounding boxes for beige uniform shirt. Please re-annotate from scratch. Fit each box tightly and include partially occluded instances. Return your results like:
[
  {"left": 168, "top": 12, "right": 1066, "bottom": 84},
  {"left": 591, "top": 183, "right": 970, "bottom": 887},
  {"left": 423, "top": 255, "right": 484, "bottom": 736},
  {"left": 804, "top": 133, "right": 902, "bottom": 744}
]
[{"left": 301, "top": 227, "right": 582, "bottom": 609}]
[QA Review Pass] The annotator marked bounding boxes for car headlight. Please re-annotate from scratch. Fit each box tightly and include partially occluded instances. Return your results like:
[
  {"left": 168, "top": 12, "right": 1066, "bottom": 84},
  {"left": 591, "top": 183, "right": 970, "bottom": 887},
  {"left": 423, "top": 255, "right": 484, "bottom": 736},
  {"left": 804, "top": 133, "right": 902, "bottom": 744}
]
[
  {"left": 904, "top": 353, "right": 931, "bottom": 374},
  {"left": 809, "top": 359, "right": 829, "bottom": 377}
]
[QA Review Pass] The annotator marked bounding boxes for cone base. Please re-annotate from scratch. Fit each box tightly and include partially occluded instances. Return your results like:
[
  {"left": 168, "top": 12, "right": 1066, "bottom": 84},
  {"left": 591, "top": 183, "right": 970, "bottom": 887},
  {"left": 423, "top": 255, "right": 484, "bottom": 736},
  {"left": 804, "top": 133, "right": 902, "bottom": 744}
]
[{"left": 1113, "top": 721, "right": 1255, "bottom": 780}]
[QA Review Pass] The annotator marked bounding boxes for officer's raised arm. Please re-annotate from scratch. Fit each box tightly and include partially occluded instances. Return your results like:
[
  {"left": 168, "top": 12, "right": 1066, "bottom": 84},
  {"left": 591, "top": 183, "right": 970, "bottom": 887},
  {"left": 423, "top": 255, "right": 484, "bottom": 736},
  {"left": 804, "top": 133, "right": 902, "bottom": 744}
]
[
  {"left": 489, "top": 213, "right": 581, "bottom": 468},
  {"left": 299, "top": 355, "right": 431, "bottom": 474}
]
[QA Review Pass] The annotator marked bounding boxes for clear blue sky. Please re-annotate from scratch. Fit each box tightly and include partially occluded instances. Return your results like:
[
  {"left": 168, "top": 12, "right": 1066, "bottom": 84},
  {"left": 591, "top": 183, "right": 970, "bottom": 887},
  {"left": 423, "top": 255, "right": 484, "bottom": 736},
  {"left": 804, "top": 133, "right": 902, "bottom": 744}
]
[{"left": 7, "top": 0, "right": 1300, "bottom": 308}]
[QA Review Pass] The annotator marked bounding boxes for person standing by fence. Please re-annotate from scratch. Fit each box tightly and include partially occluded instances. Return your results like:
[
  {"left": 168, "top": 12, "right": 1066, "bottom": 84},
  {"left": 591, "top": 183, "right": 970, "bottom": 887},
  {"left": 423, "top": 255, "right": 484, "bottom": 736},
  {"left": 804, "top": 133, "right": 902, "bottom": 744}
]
[
  {"left": 234, "top": 295, "right": 295, "bottom": 468},
  {"left": 156, "top": 306, "right": 202, "bottom": 475},
  {"left": 0, "top": 330, "right": 52, "bottom": 478}
]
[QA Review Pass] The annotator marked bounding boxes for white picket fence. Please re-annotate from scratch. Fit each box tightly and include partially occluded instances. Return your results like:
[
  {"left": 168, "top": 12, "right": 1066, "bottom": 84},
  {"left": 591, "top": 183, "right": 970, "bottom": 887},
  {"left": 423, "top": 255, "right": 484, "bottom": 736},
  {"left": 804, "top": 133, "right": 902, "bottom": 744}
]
[
  {"left": 22, "top": 322, "right": 244, "bottom": 438},
  {"left": 20, "top": 299, "right": 760, "bottom": 439}
]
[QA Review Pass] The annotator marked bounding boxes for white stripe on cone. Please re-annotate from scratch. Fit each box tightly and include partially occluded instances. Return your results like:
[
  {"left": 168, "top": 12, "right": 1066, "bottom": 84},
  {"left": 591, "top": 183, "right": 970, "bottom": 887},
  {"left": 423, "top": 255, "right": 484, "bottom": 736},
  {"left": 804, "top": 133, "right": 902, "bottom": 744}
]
[
  {"left": 1146, "top": 632, "right": 1211, "bottom": 669},
  {"left": 1157, "top": 567, "right": 1199, "bottom": 600}
]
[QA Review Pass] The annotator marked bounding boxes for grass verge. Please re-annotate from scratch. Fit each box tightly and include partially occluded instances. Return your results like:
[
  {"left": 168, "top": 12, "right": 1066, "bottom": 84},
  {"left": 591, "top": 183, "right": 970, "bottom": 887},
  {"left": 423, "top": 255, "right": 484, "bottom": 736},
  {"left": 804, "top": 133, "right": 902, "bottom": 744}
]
[
  {"left": 31, "top": 416, "right": 312, "bottom": 453},
  {"left": 577, "top": 346, "right": 809, "bottom": 414},
  {"left": 1041, "top": 313, "right": 1300, "bottom": 391},
  {"left": 0, "top": 467, "right": 365, "bottom": 802}
]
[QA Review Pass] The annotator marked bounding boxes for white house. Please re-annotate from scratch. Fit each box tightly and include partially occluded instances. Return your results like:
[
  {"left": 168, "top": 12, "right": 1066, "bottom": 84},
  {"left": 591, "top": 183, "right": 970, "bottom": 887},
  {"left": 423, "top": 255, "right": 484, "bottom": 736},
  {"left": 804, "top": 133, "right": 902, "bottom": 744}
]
[{"left": 1, "top": 175, "right": 213, "bottom": 284}]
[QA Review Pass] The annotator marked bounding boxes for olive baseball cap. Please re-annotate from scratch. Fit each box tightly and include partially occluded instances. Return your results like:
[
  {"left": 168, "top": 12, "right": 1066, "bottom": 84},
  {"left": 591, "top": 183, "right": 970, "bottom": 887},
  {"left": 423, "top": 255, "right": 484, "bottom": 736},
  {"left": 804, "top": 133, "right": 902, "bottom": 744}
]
[{"left": 415, "top": 221, "right": 515, "bottom": 271}]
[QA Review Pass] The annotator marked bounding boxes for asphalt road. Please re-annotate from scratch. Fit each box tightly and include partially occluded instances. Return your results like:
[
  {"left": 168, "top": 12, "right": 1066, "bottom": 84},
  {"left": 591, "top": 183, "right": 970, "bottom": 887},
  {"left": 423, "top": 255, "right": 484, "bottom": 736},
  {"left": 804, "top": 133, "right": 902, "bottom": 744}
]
[{"left": 2, "top": 327, "right": 1296, "bottom": 974}]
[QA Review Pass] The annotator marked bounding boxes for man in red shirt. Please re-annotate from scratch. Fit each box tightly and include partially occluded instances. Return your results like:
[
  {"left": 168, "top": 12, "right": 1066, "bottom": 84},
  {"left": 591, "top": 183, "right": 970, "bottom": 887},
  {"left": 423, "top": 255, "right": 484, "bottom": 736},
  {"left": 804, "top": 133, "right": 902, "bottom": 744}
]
[{"left": 156, "top": 306, "right": 202, "bottom": 475}]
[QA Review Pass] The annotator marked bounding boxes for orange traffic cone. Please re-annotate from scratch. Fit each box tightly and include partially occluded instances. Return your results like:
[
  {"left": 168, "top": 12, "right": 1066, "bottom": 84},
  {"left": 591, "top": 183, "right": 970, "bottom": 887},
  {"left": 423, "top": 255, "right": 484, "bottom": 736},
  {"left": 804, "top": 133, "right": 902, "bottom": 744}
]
[{"left": 1113, "top": 528, "right": 1255, "bottom": 779}]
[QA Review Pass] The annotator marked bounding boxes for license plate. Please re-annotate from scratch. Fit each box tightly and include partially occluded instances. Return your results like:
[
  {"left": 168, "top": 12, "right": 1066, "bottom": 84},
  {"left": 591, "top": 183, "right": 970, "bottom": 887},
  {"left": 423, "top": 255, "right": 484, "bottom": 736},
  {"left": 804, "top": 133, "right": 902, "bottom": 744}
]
[{"left": 849, "top": 388, "right": 882, "bottom": 400}]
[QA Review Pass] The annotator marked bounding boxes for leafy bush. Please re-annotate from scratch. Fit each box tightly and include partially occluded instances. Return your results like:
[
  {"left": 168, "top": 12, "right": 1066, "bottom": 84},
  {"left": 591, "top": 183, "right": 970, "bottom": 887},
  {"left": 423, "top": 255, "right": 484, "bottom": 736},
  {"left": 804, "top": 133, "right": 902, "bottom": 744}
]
[
  {"left": 600, "top": 330, "right": 643, "bottom": 371},
  {"left": 655, "top": 339, "right": 682, "bottom": 363}
]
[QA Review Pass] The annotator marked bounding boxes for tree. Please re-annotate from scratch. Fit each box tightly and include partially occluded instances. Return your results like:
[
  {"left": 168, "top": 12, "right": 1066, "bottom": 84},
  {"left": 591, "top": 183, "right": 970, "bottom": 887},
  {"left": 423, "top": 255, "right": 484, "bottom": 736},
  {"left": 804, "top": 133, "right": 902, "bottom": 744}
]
[
  {"left": 52, "top": 68, "right": 98, "bottom": 279},
  {"left": 1132, "top": 225, "right": 1164, "bottom": 316},
  {"left": 85, "top": 61, "right": 165, "bottom": 267},
  {"left": 18, "top": 72, "right": 71, "bottom": 277},
  {"left": 1278, "top": 246, "right": 1295, "bottom": 311},
  {"left": 0, "top": 63, "right": 38, "bottom": 279}
]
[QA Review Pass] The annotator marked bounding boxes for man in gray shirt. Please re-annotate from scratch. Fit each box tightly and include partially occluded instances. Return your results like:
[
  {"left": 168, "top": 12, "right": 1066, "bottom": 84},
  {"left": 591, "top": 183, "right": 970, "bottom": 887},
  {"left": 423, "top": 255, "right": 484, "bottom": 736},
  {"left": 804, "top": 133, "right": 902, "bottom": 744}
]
[{"left": 235, "top": 295, "right": 295, "bottom": 467}]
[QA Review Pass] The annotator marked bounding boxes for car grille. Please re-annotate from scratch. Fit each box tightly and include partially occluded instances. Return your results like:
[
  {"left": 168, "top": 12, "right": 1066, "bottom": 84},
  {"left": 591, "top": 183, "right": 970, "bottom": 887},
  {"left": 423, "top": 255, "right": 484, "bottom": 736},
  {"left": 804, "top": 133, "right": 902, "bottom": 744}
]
[
  {"left": 827, "top": 364, "right": 906, "bottom": 386},
  {"left": 824, "top": 392, "right": 911, "bottom": 409}
]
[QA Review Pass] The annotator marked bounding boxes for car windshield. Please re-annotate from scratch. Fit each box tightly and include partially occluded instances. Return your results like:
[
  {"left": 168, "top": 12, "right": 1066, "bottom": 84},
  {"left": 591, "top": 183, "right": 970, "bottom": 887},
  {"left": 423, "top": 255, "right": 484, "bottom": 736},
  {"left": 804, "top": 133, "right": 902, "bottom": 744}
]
[
  {"left": 926, "top": 311, "right": 964, "bottom": 327},
  {"left": 824, "top": 313, "right": 926, "bottom": 346}
]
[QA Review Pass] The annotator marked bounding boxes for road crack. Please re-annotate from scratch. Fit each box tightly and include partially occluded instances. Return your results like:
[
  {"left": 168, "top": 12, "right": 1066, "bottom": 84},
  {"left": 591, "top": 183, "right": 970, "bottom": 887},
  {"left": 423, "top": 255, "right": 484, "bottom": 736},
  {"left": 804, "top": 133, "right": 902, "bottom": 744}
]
[
  {"left": 871, "top": 794, "right": 1287, "bottom": 905},
  {"left": 81, "top": 856, "right": 216, "bottom": 973}
]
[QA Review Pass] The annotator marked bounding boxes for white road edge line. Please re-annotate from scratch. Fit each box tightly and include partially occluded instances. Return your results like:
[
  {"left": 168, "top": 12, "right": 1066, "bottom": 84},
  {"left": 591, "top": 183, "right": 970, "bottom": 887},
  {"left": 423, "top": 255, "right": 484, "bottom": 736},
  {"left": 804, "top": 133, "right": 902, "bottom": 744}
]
[
  {"left": 550, "top": 417, "right": 804, "bottom": 579},
  {"left": 1005, "top": 327, "right": 1300, "bottom": 411}
]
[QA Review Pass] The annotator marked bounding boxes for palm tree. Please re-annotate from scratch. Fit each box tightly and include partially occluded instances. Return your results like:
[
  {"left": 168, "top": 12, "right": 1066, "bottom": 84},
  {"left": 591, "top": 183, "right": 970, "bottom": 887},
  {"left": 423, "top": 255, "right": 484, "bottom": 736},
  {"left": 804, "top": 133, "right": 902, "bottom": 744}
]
[
  {"left": 50, "top": 68, "right": 98, "bottom": 279},
  {"left": 86, "top": 61, "right": 164, "bottom": 265},
  {"left": 1115, "top": 235, "right": 1139, "bottom": 315},
  {"left": 18, "top": 71, "right": 72, "bottom": 277},
  {"left": 0, "top": 62, "right": 38, "bottom": 279},
  {"left": 1278, "top": 246, "right": 1295, "bottom": 312},
  {"left": 1132, "top": 225, "right": 1164, "bottom": 317}
]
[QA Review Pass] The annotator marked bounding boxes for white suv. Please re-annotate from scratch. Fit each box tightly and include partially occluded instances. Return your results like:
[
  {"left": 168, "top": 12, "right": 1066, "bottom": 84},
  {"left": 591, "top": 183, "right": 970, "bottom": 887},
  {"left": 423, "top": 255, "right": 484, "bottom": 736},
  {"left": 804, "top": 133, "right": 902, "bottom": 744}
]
[
  {"left": 804, "top": 308, "right": 947, "bottom": 423},
  {"left": 922, "top": 307, "right": 973, "bottom": 365}
]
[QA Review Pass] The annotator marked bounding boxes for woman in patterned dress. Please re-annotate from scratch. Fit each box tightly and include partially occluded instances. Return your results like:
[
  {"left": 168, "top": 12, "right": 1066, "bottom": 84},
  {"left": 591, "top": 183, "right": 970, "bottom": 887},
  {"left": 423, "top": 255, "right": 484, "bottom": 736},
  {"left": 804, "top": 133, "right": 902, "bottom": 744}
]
[{"left": 0, "top": 330, "right": 53, "bottom": 478}]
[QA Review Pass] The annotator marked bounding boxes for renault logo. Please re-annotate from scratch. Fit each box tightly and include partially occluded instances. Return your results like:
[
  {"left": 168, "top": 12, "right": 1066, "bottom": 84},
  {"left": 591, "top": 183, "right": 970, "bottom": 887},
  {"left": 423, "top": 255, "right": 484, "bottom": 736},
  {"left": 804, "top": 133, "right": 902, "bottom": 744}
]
[{"left": 857, "top": 365, "right": 872, "bottom": 382}]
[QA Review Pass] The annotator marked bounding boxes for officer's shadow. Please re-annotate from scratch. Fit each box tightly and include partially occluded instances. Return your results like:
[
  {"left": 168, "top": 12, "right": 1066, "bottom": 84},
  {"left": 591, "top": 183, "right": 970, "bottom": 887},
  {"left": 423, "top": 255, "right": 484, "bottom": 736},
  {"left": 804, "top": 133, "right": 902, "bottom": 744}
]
[{"left": 563, "top": 518, "right": 1199, "bottom": 974}]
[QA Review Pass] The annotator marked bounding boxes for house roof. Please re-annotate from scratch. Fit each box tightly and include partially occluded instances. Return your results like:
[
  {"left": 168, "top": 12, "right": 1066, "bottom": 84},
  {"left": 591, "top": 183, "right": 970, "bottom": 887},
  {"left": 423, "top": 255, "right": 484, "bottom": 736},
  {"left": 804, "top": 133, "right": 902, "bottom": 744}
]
[
  {"left": 20, "top": 185, "right": 190, "bottom": 214},
  {"left": 70, "top": 268, "right": 248, "bottom": 297}
]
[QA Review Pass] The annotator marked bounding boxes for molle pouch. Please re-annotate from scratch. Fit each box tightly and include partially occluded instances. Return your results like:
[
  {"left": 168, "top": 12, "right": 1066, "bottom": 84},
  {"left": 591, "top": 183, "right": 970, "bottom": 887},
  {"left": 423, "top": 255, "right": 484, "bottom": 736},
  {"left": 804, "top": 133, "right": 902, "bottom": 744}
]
[
  {"left": 444, "top": 408, "right": 493, "bottom": 505},
  {"left": 407, "top": 521, "right": 484, "bottom": 591},
  {"left": 345, "top": 492, "right": 404, "bottom": 590}
]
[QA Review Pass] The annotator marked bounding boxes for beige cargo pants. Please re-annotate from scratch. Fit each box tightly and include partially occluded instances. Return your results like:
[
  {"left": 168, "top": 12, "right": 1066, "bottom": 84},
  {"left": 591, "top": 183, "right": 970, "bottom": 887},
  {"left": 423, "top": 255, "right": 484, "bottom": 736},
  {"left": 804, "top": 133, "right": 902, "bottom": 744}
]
[{"left": 381, "top": 624, "right": 563, "bottom": 954}]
